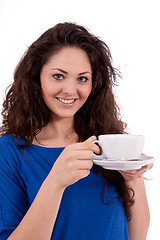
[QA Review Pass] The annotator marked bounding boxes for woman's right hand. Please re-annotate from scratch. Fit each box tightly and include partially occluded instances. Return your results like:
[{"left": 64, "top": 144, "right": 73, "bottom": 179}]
[{"left": 51, "top": 136, "right": 100, "bottom": 190}]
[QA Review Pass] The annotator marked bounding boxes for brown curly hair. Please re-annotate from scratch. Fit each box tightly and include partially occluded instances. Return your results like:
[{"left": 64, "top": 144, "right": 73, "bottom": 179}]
[{"left": 0, "top": 22, "right": 134, "bottom": 220}]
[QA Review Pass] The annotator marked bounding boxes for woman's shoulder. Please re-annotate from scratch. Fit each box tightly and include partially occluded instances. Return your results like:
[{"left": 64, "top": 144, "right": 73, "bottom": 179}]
[
  {"left": 0, "top": 134, "right": 24, "bottom": 159},
  {"left": 0, "top": 135, "right": 21, "bottom": 174},
  {"left": 0, "top": 133, "right": 14, "bottom": 143},
  {"left": 0, "top": 134, "right": 19, "bottom": 147}
]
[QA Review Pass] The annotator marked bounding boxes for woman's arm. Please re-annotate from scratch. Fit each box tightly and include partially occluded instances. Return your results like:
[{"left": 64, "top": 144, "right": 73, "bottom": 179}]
[
  {"left": 126, "top": 176, "right": 150, "bottom": 240},
  {"left": 8, "top": 136, "right": 100, "bottom": 240},
  {"left": 119, "top": 163, "right": 153, "bottom": 240},
  {"left": 8, "top": 171, "right": 64, "bottom": 240}
]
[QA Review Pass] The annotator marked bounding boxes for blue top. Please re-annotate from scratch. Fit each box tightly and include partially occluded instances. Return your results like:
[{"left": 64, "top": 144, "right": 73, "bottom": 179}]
[{"left": 0, "top": 134, "right": 129, "bottom": 239}]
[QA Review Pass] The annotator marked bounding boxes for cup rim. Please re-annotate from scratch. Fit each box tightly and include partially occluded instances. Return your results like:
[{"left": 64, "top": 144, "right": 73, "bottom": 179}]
[{"left": 98, "top": 134, "right": 144, "bottom": 138}]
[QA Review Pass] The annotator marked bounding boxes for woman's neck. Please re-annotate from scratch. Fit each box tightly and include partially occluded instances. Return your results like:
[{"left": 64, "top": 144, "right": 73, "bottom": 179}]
[{"left": 33, "top": 116, "right": 78, "bottom": 147}]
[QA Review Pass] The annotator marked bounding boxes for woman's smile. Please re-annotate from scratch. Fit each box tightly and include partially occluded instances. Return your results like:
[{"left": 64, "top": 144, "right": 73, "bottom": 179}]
[{"left": 55, "top": 97, "right": 78, "bottom": 107}]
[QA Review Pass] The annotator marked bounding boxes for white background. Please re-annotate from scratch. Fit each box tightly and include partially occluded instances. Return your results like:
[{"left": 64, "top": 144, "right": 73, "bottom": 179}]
[{"left": 0, "top": 0, "right": 159, "bottom": 239}]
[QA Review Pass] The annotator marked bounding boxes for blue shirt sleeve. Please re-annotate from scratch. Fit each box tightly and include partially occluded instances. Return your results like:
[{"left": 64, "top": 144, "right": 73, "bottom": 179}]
[{"left": 0, "top": 147, "right": 28, "bottom": 239}]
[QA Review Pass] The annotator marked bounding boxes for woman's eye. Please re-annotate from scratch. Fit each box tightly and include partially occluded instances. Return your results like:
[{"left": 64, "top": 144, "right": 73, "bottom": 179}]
[
  {"left": 78, "top": 76, "right": 88, "bottom": 82},
  {"left": 53, "top": 74, "right": 63, "bottom": 80}
]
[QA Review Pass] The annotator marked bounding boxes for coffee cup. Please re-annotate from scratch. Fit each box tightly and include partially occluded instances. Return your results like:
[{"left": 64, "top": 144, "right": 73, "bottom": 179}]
[{"left": 93, "top": 134, "right": 144, "bottom": 161}]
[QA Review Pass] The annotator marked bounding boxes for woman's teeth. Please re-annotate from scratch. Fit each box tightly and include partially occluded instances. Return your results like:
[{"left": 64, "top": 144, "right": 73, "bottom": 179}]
[{"left": 57, "top": 98, "right": 75, "bottom": 104}]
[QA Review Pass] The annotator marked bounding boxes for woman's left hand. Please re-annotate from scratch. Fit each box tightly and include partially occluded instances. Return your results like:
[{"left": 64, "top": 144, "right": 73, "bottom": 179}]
[{"left": 119, "top": 163, "right": 154, "bottom": 182}]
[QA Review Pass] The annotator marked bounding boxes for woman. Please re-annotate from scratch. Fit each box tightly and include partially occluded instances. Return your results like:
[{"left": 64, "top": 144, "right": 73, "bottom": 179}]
[{"left": 0, "top": 22, "right": 152, "bottom": 239}]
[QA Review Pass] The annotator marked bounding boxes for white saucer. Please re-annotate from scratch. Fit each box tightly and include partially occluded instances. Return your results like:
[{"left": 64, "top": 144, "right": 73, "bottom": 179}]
[{"left": 93, "top": 155, "right": 155, "bottom": 170}]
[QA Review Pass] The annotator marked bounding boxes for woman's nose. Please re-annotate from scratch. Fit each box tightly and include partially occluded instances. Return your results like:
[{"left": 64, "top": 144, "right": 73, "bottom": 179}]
[{"left": 62, "top": 79, "right": 77, "bottom": 95}]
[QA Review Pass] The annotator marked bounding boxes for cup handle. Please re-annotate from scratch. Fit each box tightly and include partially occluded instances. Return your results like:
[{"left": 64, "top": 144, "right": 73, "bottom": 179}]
[{"left": 92, "top": 140, "right": 105, "bottom": 160}]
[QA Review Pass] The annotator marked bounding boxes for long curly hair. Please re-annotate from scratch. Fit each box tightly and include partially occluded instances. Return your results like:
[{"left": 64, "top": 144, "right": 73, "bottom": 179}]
[{"left": 0, "top": 22, "right": 134, "bottom": 220}]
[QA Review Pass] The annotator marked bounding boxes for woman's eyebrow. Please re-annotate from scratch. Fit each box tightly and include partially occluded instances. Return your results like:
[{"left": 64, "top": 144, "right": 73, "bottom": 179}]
[
  {"left": 51, "top": 68, "right": 91, "bottom": 75},
  {"left": 78, "top": 71, "right": 91, "bottom": 75},
  {"left": 51, "top": 68, "right": 68, "bottom": 74}
]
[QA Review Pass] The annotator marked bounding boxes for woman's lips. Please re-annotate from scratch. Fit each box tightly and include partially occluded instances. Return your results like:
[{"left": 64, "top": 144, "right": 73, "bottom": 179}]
[
  {"left": 56, "top": 97, "right": 75, "bottom": 104},
  {"left": 56, "top": 97, "right": 77, "bottom": 106}
]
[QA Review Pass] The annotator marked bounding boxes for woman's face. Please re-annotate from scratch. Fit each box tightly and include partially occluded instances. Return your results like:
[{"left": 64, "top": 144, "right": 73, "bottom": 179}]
[{"left": 40, "top": 47, "right": 92, "bottom": 120}]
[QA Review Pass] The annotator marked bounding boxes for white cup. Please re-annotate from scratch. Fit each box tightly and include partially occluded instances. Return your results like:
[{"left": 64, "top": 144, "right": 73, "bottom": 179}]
[{"left": 93, "top": 134, "right": 144, "bottom": 161}]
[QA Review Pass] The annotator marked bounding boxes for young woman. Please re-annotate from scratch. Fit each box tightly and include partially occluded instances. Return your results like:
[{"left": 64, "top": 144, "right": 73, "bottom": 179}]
[{"left": 0, "top": 22, "right": 152, "bottom": 240}]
